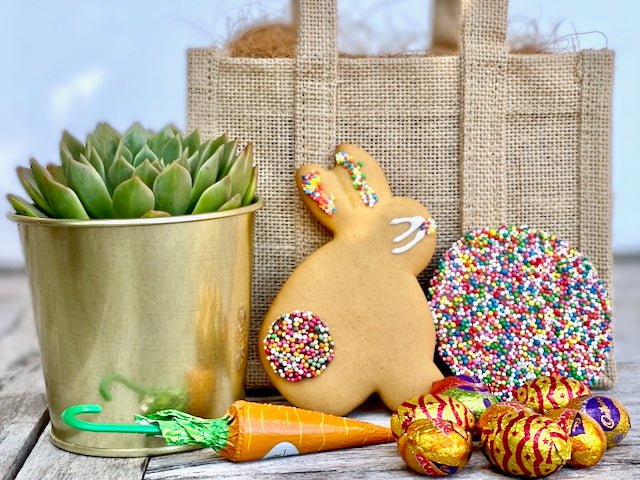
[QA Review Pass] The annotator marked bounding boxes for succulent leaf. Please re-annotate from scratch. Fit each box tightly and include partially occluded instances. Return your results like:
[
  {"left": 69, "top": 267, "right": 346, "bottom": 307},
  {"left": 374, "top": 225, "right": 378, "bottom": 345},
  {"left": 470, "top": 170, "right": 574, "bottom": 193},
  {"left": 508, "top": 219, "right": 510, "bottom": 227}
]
[
  {"left": 43, "top": 175, "right": 89, "bottom": 219},
  {"left": 153, "top": 162, "right": 192, "bottom": 215},
  {"left": 112, "top": 176, "right": 155, "bottom": 219},
  {"left": 189, "top": 148, "right": 222, "bottom": 212},
  {"left": 114, "top": 143, "right": 134, "bottom": 164},
  {"left": 228, "top": 144, "right": 254, "bottom": 197},
  {"left": 17, "top": 167, "right": 55, "bottom": 216},
  {"left": 133, "top": 160, "right": 160, "bottom": 189},
  {"left": 91, "top": 124, "right": 120, "bottom": 171},
  {"left": 121, "top": 122, "right": 150, "bottom": 157},
  {"left": 218, "top": 193, "right": 242, "bottom": 212},
  {"left": 66, "top": 158, "right": 114, "bottom": 219},
  {"left": 30, "top": 159, "right": 53, "bottom": 198},
  {"left": 218, "top": 140, "right": 237, "bottom": 177},
  {"left": 108, "top": 156, "right": 135, "bottom": 192},
  {"left": 88, "top": 146, "right": 107, "bottom": 181},
  {"left": 176, "top": 149, "right": 190, "bottom": 170},
  {"left": 195, "top": 133, "right": 227, "bottom": 174},
  {"left": 160, "top": 135, "right": 182, "bottom": 164},
  {"left": 187, "top": 151, "right": 200, "bottom": 178},
  {"left": 182, "top": 130, "right": 201, "bottom": 157},
  {"left": 148, "top": 126, "right": 175, "bottom": 156},
  {"left": 47, "top": 165, "right": 68, "bottom": 186},
  {"left": 7, "top": 194, "right": 47, "bottom": 218},
  {"left": 241, "top": 165, "right": 258, "bottom": 206},
  {"left": 60, "top": 131, "right": 85, "bottom": 163},
  {"left": 141, "top": 210, "right": 171, "bottom": 218},
  {"left": 133, "top": 144, "right": 159, "bottom": 167},
  {"left": 192, "top": 176, "right": 232, "bottom": 214}
]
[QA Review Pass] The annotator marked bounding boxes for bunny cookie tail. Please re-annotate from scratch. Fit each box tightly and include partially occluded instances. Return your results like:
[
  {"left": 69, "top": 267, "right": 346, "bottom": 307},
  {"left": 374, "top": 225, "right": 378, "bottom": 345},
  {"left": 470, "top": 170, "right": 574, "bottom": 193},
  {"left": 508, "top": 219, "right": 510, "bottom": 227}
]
[{"left": 263, "top": 310, "right": 336, "bottom": 383}]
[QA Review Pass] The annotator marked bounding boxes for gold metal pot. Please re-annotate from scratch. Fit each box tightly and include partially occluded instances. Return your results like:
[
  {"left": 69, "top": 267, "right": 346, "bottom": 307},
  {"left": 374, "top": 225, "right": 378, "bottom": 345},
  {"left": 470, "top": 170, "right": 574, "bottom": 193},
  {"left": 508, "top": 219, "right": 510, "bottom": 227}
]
[{"left": 10, "top": 199, "right": 263, "bottom": 457}]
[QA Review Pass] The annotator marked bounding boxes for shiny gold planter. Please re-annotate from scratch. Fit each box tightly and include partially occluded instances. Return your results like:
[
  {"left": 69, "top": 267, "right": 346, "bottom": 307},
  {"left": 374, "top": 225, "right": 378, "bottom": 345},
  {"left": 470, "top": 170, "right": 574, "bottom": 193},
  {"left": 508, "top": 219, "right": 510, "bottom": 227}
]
[{"left": 10, "top": 199, "right": 263, "bottom": 457}]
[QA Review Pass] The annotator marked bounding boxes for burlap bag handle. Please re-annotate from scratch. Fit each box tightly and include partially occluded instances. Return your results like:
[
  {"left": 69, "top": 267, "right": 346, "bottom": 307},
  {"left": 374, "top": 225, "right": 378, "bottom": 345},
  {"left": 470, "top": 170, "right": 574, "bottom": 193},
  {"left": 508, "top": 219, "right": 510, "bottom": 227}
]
[{"left": 294, "top": 0, "right": 509, "bottom": 233}]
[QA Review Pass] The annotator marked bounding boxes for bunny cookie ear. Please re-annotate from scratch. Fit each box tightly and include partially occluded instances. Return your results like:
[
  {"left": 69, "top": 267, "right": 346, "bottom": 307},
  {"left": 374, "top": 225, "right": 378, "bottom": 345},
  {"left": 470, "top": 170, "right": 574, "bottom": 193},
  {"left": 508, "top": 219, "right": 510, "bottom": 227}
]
[
  {"left": 333, "top": 144, "right": 393, "bottom": 209},
  {"left": 296, "top": 165, "right": 347, "bottom": 233}
]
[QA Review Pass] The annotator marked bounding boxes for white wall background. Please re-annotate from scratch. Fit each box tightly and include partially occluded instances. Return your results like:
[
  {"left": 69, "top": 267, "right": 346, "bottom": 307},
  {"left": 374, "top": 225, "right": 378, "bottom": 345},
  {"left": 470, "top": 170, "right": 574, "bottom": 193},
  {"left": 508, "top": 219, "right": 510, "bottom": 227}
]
[{"left": 1, "top": 0, "right": 637, "bottom": 267}]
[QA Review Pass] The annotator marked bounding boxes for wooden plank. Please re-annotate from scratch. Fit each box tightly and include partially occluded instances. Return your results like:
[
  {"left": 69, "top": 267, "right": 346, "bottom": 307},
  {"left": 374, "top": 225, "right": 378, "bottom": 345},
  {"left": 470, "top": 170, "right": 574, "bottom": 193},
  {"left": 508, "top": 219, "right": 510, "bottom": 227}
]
[
  {"left": 15, "top": 425, "right": 147, "bottom": 480},
  {"left": 0, "top": 348, "right": 47, "bottom": 480},
  {"left": 0, "top": 271, "right": 37, "bottom": 378},
  {"left": 145, "top": 363, "right": 639, "bottom": 479}
]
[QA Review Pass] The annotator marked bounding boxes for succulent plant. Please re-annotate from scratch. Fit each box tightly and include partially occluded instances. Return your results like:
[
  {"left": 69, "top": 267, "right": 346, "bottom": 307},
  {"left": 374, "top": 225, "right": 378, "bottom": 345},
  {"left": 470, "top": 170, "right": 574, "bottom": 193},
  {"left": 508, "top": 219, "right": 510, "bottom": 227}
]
[{"left": 7, "top": 122, "right": 259, "bottom": 219}]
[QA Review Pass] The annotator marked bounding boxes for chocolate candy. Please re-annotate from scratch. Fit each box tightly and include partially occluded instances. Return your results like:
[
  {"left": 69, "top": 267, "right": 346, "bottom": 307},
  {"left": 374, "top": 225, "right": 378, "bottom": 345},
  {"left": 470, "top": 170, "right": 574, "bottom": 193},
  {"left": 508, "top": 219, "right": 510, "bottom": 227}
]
[
  {"left": 480, "top": 411, "right": 571, "bottom": 478},
  {"left": 546, "top": 407, "right": 607, "bottom": 468},
  {"left": 398, "top": 418, "right": 472, "bottom": 476},
  {"left": 430, "top": 375, "right": 489, "bottom": 395},
  {"left": 441, "top": 386, "right": 498, "bottom": 420},
  {"left": 515, "top": 375, "right": 591, "bottom": 412},
  {"left": 476, "top": 401, "right": 535, "bottom": 435},
  {"left": 566, "top": 395, "right": 631, "bottom": 447},
  {"left": 390, "top": 394, "right": 475, "bottom": 440}
]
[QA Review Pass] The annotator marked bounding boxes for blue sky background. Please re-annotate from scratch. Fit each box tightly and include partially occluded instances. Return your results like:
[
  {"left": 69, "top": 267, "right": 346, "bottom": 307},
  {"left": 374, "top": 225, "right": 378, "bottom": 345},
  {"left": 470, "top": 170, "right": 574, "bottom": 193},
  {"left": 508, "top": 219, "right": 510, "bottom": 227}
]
[{"left": 1, "top": 0, "right": 637, "bottom": 266}]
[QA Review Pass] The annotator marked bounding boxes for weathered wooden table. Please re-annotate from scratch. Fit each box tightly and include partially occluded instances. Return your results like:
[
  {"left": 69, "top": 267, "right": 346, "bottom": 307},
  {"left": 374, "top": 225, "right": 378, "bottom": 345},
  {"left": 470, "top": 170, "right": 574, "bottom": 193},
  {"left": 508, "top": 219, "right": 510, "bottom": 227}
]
[{"left": 1, "top": 258, "right": 638, "bottom": 479}]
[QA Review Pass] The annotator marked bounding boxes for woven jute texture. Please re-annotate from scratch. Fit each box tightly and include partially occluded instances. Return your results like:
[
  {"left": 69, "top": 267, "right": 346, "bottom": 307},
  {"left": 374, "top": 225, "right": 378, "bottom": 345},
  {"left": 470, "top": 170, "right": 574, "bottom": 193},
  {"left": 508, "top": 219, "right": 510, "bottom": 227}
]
[{"left": 187, "top": 0, "right": 615, "bottom": 389}]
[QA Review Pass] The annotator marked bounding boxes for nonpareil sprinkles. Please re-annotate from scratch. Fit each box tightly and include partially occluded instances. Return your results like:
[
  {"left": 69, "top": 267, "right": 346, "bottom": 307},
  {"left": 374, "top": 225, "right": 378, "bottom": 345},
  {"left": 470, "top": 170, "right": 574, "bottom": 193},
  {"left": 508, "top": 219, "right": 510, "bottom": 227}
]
[
  {"left": 335, "top": 151, "right": 378, "bottom": 207},
  {"left": 420, "top": 218, "right": 437, "bottom": 236},
  {"left": 301, "top": 171, "right": 336, "bottom": 216},
  {"left": 264, "top": 310, "right": 335, "bottom": 382},
  {"left": 428, "top": 225, "right": 612, "bottom": 400}
]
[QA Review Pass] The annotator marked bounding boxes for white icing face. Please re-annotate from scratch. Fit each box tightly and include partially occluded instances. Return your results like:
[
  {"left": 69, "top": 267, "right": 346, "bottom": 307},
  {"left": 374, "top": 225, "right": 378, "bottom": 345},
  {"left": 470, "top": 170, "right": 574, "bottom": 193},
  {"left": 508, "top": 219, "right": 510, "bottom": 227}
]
[
  {"left": 390, "top": 216, "right": 437, "bottom": 254},
  {"left": 262, "top": 441, "right": 300, "bottom": 459}
]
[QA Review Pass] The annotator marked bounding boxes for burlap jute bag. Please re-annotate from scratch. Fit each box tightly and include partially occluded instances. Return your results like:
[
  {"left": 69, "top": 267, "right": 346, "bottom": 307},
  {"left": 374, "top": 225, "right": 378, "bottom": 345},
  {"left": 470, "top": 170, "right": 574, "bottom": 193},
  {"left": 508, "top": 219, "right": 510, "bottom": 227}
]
[{"left": 188, "top": 0, "right": 615, "bottom": 389}]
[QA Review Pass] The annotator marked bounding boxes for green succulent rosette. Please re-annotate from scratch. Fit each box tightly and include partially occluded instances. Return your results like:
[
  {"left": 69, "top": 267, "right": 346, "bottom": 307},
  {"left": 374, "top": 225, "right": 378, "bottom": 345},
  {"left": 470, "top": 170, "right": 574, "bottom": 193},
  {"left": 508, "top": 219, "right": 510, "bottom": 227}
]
[{"left": 8, "top": 123, "right": 258, "bottom": 219}]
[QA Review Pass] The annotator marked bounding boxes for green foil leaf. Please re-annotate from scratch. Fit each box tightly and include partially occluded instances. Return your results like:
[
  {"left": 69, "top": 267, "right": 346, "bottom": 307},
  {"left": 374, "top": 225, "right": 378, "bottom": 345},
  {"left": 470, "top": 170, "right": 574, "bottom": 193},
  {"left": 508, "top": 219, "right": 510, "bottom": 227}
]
[{"left": 136, "top": 410, "right": 229, "bottom": 451}]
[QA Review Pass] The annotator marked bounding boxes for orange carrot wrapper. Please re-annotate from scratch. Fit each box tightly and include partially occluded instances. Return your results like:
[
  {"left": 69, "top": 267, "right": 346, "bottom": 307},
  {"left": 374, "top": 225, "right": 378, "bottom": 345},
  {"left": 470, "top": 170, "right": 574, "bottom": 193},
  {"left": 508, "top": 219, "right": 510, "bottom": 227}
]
[{"left": 137, "top": 400, "right": 394, "bottom": 462}]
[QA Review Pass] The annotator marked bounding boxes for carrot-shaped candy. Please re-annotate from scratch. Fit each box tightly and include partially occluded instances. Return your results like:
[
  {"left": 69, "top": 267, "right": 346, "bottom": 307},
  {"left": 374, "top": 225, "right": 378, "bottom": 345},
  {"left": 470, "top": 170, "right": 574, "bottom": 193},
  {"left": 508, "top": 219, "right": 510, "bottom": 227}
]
[
  {"left": 62, "top": 401, "right": 394, "bottom": 462},
  {"left": 139, "top": 400, "right": 394, "bottom": 462}
]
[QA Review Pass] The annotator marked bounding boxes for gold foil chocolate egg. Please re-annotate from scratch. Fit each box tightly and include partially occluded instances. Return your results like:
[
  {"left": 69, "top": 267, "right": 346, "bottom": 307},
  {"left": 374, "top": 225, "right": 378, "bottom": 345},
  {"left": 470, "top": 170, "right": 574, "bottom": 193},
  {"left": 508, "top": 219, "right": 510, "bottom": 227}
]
[
  {"left": 515, "top": 375, "right": 591, "bottom": 412},
  {"left": 398, "top": 418, "right": 472, "bottom": 476},
  {"left": 476, "top": 401, "right": 535, "bottom": 435},
  {"left": 546, "top": 407, "right": 607, "bottom": 468},
  {"left": 480, "top": 411, "right": 571, "bottom": 478},
  {"left": 390, "top": 393, "right": 475, "bottom": 440},
  {"left": 566, "top": 395, "right": 631, "bottom": 447}
]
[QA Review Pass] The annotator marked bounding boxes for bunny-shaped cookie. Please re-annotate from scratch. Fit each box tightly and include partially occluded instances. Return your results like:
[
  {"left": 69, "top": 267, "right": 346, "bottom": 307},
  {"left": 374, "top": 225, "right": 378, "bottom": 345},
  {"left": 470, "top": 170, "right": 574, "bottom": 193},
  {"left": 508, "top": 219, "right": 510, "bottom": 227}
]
[{"left": 259, "top": 144, "right": 443, "bottom": 415}]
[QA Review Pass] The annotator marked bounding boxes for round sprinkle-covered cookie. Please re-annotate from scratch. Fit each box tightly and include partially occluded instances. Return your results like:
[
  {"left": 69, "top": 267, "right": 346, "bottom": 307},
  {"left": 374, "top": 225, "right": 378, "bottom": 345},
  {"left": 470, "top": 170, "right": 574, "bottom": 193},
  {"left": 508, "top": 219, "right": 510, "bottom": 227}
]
[
  {"left": 429, "top": 225, "right": 612, "bottom": 399},
  {"left": 263, "top": 310, "right": 335, "bottom": 382}
]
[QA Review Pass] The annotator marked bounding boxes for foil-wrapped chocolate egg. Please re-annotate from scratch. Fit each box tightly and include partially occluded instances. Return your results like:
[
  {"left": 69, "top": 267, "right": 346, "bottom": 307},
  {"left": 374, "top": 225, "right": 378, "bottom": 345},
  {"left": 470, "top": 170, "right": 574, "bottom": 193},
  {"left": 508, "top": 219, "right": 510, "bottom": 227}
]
[
  {"left": 480, "top": 411, "right": 571, "bottom": 478},
  {"left": 390, "top": 393, "right": 475, "bottom": 440},
  {"left": 431, "top": 375, "right": 489, "bottom": 395},
  {"left": 398, "top": 418, "right": 472, "bottom": 476},
  {"left": 441, "top": 386, "right": 498, "bottom": 420},
  {"left": 476, "top": 401, "right": 535, "bottom": 435},
  {"left": 566, "top": 395, "right": 631, "bottom": 447},
  {"left": 515, "top": 375, "right": 591, "bottom": 412},
  {"left": 546, "top": 407, "right": 607, "bottom": 468}
]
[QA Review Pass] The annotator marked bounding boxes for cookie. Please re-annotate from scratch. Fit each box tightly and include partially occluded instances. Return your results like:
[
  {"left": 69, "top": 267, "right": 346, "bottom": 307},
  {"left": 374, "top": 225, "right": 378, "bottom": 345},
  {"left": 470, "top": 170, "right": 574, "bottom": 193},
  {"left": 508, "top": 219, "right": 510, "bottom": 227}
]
[
  {"left": 429, "top": 225, "right": 612, "bottom": 400},
  {"left": 259, "top": 144, "right": 443, "bottom": 415}
]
